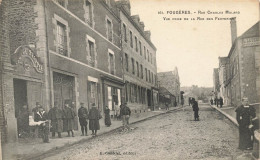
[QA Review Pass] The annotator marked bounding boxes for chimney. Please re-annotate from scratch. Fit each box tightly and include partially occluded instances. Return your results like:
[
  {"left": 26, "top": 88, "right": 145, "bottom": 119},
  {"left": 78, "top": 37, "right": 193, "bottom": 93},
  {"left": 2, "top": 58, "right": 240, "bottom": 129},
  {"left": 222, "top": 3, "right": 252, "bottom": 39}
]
[
  {"left": 230, "top": 17, "right": 237, "bottom": 45},
  {"left": 131, "top": 15, "right": 140, "bottom": 24},
  {"left": 140, "top": 22, "right": 145, "bottom": 31},
  {"left": 116, "top": 0, "right": 131, "bottom": 15},
  {"left": 145, "top": 31, "right": 151, "bottom": 40}
]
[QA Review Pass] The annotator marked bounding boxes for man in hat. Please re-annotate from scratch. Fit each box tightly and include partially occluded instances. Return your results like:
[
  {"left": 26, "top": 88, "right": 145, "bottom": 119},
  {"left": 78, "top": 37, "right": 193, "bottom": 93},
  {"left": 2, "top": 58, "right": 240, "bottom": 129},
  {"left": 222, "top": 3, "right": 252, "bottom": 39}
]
[
  {"left": 191, "top": 98, "right": 199, "bottom": 121},
  {"left": 78, "top": 103, "right": 88, "bottom": 136},
  {"left": 120, "top": 102, "right": 131, "bottom": 131},
  {"left": 63, "top": 100, "right": 76, "bottom": 137},
  {"left": 32, "top": 102, "right": 41, "bottom": 120},
  {"left": 89, "top": 103, "right": 101, "bottom": 136},
  {"left": 34, "top": 106, "right": 49, "bottom": 143},
  {"left": 48, "top": 102, "right": 63, "bottom": 138}
]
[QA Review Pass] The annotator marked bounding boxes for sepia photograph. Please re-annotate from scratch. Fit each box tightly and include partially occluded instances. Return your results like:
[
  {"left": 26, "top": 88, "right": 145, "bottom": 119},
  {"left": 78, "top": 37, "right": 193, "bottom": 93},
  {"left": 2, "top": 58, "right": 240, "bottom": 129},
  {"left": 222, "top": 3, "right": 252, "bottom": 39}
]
[{"left": 0, "top": 0, "right": 259, "bottom": 159}]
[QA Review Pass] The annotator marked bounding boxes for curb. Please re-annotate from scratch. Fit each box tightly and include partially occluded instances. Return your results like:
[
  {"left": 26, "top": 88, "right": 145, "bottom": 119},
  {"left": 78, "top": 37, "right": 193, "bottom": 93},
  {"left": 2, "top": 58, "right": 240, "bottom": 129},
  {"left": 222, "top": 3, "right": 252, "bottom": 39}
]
[
  {"left": 210, "top": 104, "right": 238, "bottom": 127},
  {"left": 22, "top": 106, "right": 183, "bottom": 160}
]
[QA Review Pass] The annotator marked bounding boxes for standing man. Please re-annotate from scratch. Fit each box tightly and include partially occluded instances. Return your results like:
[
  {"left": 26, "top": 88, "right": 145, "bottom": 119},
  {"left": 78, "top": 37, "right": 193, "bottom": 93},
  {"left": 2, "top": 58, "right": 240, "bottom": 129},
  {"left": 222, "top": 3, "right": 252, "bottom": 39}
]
[
  {"left": 210, "top": 98, "right": 213, "bottom": 105},
  {"left": 219, "top": 97, "right": 223, "bottom": 108},
  {"left": 34, "top": 106, "right": 49, "bottom": 143},
  {"left": 165, "top": 102, "right": 169, "bottom": 110},
  {"left": 78, "top": 103, "right": 88, "bottom": 136},
  {"left": 89, "top": 103, "right": 101, "bottom": 136},
  {"left": 214, "top": 97, "right": 217, "bottom": 105},
  {"left": 63, "top": 101, "right": 76, "bottom": 137},
  {"left": 32, "top": 102, "right": 41, "bottom": 120},
  {"left": 120, "top": 102, "right": 131, "bottom": 131},
  {"left": 192, "top": 98, "right": 199, "bottom": 121},
  {"left": 235, "top": 97, "right": 256, "bottom": 150},
  {"left": 48, "top": 102, "right": 63, "bottom": 138}
]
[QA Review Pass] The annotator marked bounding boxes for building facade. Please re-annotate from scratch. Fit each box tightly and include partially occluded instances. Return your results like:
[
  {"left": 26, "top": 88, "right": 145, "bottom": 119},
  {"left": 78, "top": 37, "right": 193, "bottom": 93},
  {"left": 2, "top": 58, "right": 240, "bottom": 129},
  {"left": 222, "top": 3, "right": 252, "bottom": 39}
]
[
  {"left": 157, "top": 67, "right": 181, "bottom": 106},
  {"left": 213, "top": 68, "right": 220, "bottom": 98},
  {"left": 0, "top": 0, "right": 126, "bottom": 142},
  {"left": 116, "top": 0, "right": 159, "bottom": 112},
  {"left": 215, "top": 18, "right": 260, "bottom": 106}
]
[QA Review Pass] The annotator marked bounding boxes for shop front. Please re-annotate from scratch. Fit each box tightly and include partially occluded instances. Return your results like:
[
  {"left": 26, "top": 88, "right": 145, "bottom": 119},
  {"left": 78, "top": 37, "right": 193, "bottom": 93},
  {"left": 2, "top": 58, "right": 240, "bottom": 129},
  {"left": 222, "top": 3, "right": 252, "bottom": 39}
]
[{"left": 101, "top": 75, "right": 124, "bottom": 118}]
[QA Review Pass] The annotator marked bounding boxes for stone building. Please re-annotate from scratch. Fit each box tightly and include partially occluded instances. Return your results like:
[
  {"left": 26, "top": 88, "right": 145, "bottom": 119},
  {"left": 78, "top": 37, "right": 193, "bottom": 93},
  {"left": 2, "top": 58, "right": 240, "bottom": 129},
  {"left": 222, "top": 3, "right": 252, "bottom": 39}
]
[
  {"left": 116, "top": 0, "right": 159, "bottom": 112},
  {"left": 0, "top": 0, "right": 125, "bottom": 142},
  {"left": 218, "top": 57, "right": 229, "bottom": 105},
  {"left": 213, "top": 68, "right": 220, "bottom": 97},
  {"left": 215, "top": 18, "right": 260, "bottom": 106},
  {"left": 157, "top": 67, "right": 181, "bottom": 106}
]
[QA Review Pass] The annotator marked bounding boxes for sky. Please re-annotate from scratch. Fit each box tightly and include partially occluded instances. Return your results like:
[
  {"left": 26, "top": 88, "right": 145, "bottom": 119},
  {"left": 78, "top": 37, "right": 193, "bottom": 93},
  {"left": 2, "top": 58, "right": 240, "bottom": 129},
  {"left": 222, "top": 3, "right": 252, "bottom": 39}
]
[{"left": 130, "top": 0, "right": 259, "bottom": 87}]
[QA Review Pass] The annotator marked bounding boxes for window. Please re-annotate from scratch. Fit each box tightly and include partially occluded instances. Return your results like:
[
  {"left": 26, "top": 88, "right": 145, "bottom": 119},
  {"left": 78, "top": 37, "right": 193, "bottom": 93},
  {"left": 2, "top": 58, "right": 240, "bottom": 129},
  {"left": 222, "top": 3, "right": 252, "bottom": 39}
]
[
  {"left": 151, "top": 73, "right": 153, "bottom": 83},
  {"left": 148, "top": 70, "right": 151, "bottom": 82},
  {"left": 139, "top": 41, "right": 142, "bottom": 55},
  {"left": 147, "top": 50, "right": 150, "bottom": 62},
  {"left": 131, "top": 58, "right": 135, "bottom": 74},
  {"left": 88, "top": 40, "right": 95, "bottom": 67},
  {"left": 107, "top": 19, "right": 113, "bottom": 42},
  {"left": 85, "top": 0, "right": 93, "bottom": 26},
  {"left": 145, "top": 68, "right": 147, "bottom": 81},
  {"left": 136, "top": 62, "right": 139, "bottom": 77},
  {"left": 135, "top": 36, "right": 138, "bottom": 52},
  {"left": 151, "top": 53, "right": 153, "bottom": 64},
  {"left": 130, "top": 31, "right": 133, "bottom": 48},
  {"left": 144, "top": 46, "right": 146, "bottom": 59},
  {"left": 140, "top": 65, "right": 143, "bottom": 79},
  {"left": 125, "top": 53, "right": 129, "bottom": 71},
  {"left": 123, "top": 24, "right": 127, "bottom": 42},
  {"left": 109, "top": 53, "right": 115, "bottom": 75},
  {"left": 57, "top": 21, "right": 68, "bottom": 56}
]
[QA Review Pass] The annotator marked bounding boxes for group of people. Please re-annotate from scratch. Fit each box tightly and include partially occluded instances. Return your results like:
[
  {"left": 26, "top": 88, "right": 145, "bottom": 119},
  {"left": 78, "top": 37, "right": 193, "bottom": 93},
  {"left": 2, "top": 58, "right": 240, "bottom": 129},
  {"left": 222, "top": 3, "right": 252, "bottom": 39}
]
[
  {"left": 17, "top": 101, "right": 132, "bottom": 143},
  {"left": 210, "top": 97, "right": 224, "bottom": 108}
]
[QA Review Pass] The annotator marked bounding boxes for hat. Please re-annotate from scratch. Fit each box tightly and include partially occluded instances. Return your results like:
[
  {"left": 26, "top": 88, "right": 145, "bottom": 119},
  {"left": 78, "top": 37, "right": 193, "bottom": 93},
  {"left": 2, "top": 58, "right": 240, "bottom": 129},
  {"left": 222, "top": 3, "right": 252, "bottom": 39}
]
[
  {"left": 92, "top": 103, "right": 95, "bottom": 106},
  {"left": 36, "top": 102, "right": 40, "bottom": 105},
  {"left": 80, "top": 102, "right": 84, "bottom": 105},
  {"left": 64, "top": 99, "right": 70, "bottom": 105}
]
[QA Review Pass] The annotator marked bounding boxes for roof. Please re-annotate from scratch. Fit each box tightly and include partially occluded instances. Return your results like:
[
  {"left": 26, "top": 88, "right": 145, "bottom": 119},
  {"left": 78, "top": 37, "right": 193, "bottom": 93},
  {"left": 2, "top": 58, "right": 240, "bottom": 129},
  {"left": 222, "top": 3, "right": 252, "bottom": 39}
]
[{"left": 159, "top": 87, "right": 174, "bottom": 96}]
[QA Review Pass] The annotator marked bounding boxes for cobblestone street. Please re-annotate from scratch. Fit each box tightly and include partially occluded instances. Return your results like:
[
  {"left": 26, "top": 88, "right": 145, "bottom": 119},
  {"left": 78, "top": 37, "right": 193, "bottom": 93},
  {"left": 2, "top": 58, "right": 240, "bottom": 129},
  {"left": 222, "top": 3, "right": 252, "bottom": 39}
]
[{"left": 43, "top": 104, "right": 251, "bottom": 160}]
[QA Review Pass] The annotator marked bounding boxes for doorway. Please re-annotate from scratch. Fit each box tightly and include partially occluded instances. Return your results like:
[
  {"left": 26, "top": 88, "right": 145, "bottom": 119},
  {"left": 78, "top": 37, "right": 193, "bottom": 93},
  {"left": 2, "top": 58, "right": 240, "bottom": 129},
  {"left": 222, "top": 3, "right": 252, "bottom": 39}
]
[
  {"left": 147, "top": 89, "right": 152, "bottom": 108},
  {"left": 13, "top": 79, "right": 29, "bottom": 137}
]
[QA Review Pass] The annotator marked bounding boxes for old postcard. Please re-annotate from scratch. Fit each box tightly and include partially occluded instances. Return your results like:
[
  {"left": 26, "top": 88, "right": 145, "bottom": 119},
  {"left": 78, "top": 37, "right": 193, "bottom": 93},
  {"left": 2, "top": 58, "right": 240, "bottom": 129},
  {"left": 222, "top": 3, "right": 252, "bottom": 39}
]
[{"left": 0, "top": 0, "right": 259, "bottom": 159}]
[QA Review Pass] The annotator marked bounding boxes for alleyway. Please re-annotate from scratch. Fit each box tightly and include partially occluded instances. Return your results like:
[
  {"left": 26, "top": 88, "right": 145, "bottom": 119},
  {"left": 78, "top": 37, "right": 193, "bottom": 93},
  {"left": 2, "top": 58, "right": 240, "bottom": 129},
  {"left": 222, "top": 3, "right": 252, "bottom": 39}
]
[{"left": 44, "top": 104, "right": 247, "bottom": 160}]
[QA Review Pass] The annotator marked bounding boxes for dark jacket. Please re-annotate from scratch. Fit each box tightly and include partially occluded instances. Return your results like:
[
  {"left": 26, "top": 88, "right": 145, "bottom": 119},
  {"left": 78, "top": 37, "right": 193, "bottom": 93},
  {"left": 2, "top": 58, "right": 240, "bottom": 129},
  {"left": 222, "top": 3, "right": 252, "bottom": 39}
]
[
  {"left": 78, "top": 107, "right": 88, "bottom": 119},
  {"left": 34, "top": 111, "right": 48, "bottom": 122},
  {"left": 48, "top": 107, "right": 64, "bottom": 120},
  {"left": 192, "top": 101, "right": 199, "bottom": 111},
  {"left": 63, "top": 107, "right": 76, "bottom": 119},
  {"left": 120, "top": 105, "right": 131, "bottom": 116},
  {"left": 89, "top": 107, "right": 101, "bottom": 120},
  {"left": 235, "top": 105, "right": 256, "bottom": 127}
]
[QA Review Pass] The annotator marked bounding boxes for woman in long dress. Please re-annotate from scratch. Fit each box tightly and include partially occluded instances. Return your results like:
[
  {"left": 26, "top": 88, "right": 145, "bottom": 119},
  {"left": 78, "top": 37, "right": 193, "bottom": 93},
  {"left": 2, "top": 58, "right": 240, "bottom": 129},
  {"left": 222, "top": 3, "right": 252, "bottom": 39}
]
[
  {"left": 89, "top": 103, "right": 101, "bottom": 136},
  {"left": 104, "top": 106, "right": 111, "bottom": 127}
]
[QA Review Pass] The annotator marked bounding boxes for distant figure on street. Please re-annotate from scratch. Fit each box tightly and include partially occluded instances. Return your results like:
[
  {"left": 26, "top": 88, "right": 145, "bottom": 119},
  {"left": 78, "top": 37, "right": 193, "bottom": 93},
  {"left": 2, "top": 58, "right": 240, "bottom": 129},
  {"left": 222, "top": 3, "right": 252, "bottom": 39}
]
[
  {"left": 210, "top": 99, "right": 213, "bottom": 105},
  {"left": 219, "top": 97, "right": 223, "bottom": 108},
  {"left": 192, "top": 98, "right": 199, "bottom": 121},
  {"left": 48, "top": 102, "right": 63, "bottom": 138},
  {"left": 89, "top": 103, "right": 102, "bottom": 136},
  {"left": 63, "top": 101, "right": 76, "bottom": 137},
  {"left": 174, "top": 101, "right": 177, "bottom": 107},
  {"left": 34, "top": 106, "right": 49, "bottom": 143},
  {"left": 216, "top": 98, "right": 219, "bottom": 107},
  {"left": 214, "top": 98, "right": 217, "bottom": 105},
  {"left": 104, "top": 106, "right": 111, "bottom": 127},
  {"left": 235, "top": 97, "right": 256, "bottom": 150},
  {"left": 165, "top": 102, "right": 169, "bottom": 110},
  {"left": 115, "top": 104, "right": 120, "bottom": 120},
  {"left": 188, "top": 97, "right": 191, "bottom": 106},
  {"left": 120, "top": 102, "right": 131, "bottom": 131},
  {"left": 78, "top": 103, "right": 88, "bottom": 136}
]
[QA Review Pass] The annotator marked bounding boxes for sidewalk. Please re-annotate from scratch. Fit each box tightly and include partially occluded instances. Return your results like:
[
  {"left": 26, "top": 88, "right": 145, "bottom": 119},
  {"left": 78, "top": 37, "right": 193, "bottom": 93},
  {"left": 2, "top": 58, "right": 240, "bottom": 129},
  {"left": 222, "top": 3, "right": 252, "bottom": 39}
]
[
  {"left": 2, "top": 106, "right": 182, "bottom": 160},
  {"left": 210, "top": 104, "right": 238, "bottom": 126}
]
